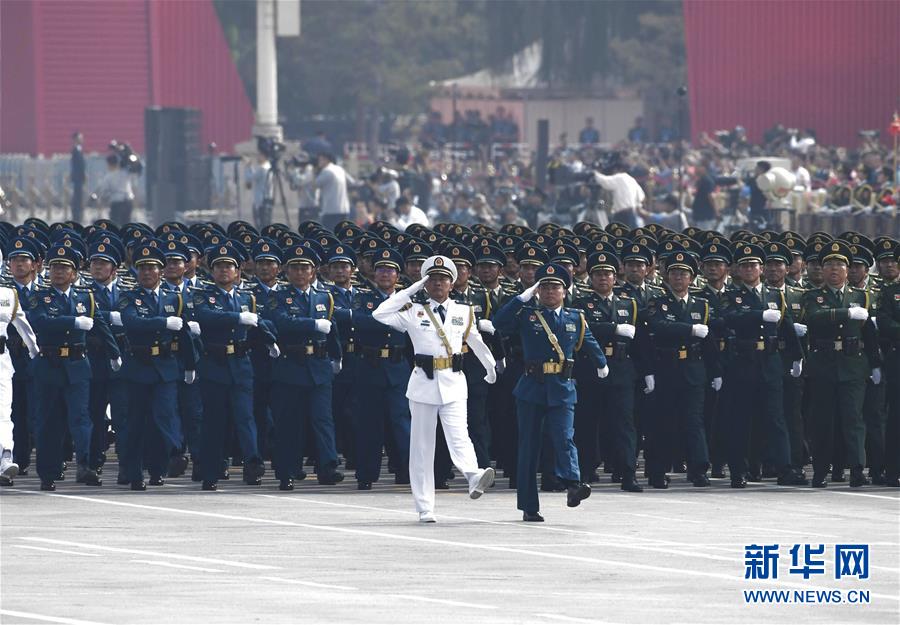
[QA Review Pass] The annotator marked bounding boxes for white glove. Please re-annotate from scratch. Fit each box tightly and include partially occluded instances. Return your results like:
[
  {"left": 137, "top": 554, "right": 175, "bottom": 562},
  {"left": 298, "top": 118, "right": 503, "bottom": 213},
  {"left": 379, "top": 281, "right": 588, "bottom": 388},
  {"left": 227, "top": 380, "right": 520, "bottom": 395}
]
[
  {"left": 495, "top": 357, "right": 506, "bottom": 374},
  {"left": 314, "top": 319, "right": 332, "bottom": 334},
  {"left": 408, "top": 275, "right": 429, "bottom": 293},
  {"left": 643, "top": 374, "right": 655, "bottom": 394},
  {"left": 268, "top": 343, "right": 281, "bottom": 358},
  {"left": 477, "top": 319, "right": 496, "bottom": 335},
  {"left": 110, "top": 357, "right": 122, "bottom": 372},
  {"left": 615, "top": 324, "right": 636, "bottom": 339},
  {"left": 791, "top": 360, "right": 803, "bottom": 378},
  {"left": 691, "top": 324, "right": 709, "bottom": 338},
  {"left": 517, "top": 282, "right": 539, "bottom": 302},
  {"left": 870, "top": 316, "right": 878, "bottom": 330},
  {"left": 187, "top": 321, "right": 201, "bottom": 336},
  {"left": 238, "top": 312, "right": 258, "bottom": 327},
  {"left": 74, "top": 316, "right": 94, "bottom": 331},
  {"left": 332, "top": 359, "right": 342, "bottom": 375},
  {"left": 711, "top": 377, "right": 723, "bottom": 392},
  {"left": 793, "top": 323, "right": 807, "bottom": 337},
  {"left": 848, "top": 307, "right": 869, "bottom": 321},
  {"left": 184, "top": 370, "right": 196, "bottom": 385},
  {"left": 0, "top": 311, "right": 11, "bottom": 324},
  {"left": 870, "top": 368, "right": 882, "bottom": 385},
  {"left": 484, "top": 368, "right": 497, "bottom": 384},
  {"left": 165, "top": 316, "right": 183, "bottom": 331},
  {"left": 109, "top": 311, "right": 123, "bottom": 327},
  {"left": 762, "top": 309, "right": 781, "bottom": 323},
  {"left": 597, "top": 365, "right": 610, "bottom": 379}
]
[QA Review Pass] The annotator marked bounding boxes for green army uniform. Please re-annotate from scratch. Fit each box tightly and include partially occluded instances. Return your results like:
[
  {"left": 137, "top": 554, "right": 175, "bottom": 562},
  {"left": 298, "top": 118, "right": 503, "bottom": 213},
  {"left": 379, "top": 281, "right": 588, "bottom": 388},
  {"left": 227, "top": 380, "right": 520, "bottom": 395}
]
[{"left": 875, "top": 271, "right": 900, "bottom": 486}]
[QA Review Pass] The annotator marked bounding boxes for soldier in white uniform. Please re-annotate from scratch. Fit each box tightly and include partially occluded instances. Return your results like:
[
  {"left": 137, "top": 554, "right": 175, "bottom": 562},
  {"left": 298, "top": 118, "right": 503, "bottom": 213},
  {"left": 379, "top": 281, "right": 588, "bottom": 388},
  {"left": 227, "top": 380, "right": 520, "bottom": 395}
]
[
  {"left": 373, "top": 255, "right": 497, "bottom": 522},
  {"left": 0, "top": 247, "right": 40, "bottom": 484}
]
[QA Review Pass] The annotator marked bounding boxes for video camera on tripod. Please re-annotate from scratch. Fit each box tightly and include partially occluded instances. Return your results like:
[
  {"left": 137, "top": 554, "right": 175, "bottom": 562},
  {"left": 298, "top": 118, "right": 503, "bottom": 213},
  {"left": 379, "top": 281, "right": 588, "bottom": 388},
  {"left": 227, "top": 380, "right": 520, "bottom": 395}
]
[{"left": 108, "top": 140, "right": 143, "bottom": 175}]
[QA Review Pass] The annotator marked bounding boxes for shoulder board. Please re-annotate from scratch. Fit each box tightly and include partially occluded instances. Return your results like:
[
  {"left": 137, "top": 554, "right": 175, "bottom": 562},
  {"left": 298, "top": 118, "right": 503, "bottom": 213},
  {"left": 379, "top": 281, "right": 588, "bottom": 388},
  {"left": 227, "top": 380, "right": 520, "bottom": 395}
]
[{"left": 399, "top": 303, "right": 412, "bottom": 311}]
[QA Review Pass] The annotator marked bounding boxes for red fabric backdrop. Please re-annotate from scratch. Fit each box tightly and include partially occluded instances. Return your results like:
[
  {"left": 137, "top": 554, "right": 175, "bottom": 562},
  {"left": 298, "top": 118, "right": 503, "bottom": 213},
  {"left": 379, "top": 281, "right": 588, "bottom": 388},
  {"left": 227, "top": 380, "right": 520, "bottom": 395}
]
[
  {"left": 1, "top": 0, "right": 253, "bottom": 155},
  {"left": 683, "top": 0, "right": 900, "bottom": 146}
]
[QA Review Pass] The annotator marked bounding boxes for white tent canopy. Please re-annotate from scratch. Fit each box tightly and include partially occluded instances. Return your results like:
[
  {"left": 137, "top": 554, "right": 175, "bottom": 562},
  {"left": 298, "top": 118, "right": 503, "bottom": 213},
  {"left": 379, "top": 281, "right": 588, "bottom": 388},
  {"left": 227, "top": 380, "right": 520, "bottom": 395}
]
[{"left": 439, "top": 42, "right": 544, "bottom": 90}]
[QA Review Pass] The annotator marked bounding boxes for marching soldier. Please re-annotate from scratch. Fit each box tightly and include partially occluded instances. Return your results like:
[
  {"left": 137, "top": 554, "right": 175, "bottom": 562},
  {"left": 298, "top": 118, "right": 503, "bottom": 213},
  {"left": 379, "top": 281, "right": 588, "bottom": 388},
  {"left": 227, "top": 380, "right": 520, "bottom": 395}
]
[
  {"left": 876, "top": 244, "right": 900, "bottom": 487},
  {"left": 493, "top": 263, "right": 608, "bottom": 521},
  {"left": 372, "top": 255, "right": 497, "bottom": 523},
  {"left": 29, "top": 243, "right": 121, "bottom": 490},
  {"left": 801, "top": 240, "right": 881, "bottom": 487},
  {"left": 193, "top": 244, "right": 278, "bottom": 490},
  {"left": 573, "top": 251, "right": 650, "bottom": 492},
  {"left": 645, "top": 252, "right": 720, "bottom": 488}
]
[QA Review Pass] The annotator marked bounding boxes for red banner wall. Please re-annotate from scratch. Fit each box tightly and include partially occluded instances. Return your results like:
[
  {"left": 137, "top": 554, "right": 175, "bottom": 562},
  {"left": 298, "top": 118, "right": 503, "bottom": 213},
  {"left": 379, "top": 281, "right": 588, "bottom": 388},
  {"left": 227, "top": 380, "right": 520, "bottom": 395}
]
[{"left": 683, "top": 0, "right": 900, "bottom": 146}]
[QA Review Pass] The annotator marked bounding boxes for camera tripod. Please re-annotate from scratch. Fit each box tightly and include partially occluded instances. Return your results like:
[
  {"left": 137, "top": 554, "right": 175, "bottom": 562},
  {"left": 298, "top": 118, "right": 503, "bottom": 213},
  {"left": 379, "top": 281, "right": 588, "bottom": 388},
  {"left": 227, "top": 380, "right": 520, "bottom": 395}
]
[{"left": 257, "top": 158, "right": 292, "bottom": 228}]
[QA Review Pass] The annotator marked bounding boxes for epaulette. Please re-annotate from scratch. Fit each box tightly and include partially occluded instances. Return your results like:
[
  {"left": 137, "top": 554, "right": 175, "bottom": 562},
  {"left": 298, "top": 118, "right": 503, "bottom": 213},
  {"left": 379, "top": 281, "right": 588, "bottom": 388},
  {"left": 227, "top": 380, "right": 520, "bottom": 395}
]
[{"left": 399, "top": 302, "right": 413, "bottom": 311}]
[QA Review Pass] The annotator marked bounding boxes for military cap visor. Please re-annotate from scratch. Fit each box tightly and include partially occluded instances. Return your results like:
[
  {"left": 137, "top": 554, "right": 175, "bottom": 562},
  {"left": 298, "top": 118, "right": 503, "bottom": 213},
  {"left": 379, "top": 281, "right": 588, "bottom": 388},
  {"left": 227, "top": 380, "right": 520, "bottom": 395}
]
[
  {"left": 535, "top": 263, "right": 572, "bottom": 289},
  {"left": 421, "top": 255, "right": 457, "bottom": 282},
  {"left": 588, "top": 252, "right": 619, "bottom": 273},
  {"left": 821, "top": 241, "right": 853, "bottom": 265},
  {"left": 666, "top": 252, "right": 698, "bottom": 275},
  {"left": 373, "top": 248, "right": 403, "bottom": 272},
  {"left": 133, "top": 244, "right": 166, "bottom": 266}
]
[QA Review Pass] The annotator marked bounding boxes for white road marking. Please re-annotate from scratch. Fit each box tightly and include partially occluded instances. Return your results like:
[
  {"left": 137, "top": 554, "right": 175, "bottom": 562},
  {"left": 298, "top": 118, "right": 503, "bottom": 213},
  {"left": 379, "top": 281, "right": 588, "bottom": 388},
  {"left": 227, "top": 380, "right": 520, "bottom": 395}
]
[
  {"left": 13, "top": 545, "right": 102, "bottom": 557},
  {"left": 618, "top": 512, "right": 704, "bottom": 524},
  {"left": 534, "top": 613, "right": 607, "bottom": 624},
  {"left": 260, "top": 576, "right": 358, "bottom": 591},
  {"left": 20, "top": 537, "right": 278, "bottom": 570},
  {"left": 0, "top": 609, "right": 110, "bottom": 625},
  {"left": 12, "top": 489, "right": 898, "bottom": 602},
  {"left": 386, "top": 593, "right": 496, "bottom": 610},
  {"left": 131, "top": 559, "right": 223, "bottom": 573}
]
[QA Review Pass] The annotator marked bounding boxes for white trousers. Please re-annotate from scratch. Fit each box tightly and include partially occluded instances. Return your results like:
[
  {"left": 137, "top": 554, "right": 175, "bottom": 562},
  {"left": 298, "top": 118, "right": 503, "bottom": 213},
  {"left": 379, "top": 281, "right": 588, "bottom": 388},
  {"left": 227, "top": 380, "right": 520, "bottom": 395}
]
[
  {"left": 0, "top": 353, "right": 15, "bottom": 453},
  {"left": 408, "top": 399, "right": 480, "bottom": 514}
]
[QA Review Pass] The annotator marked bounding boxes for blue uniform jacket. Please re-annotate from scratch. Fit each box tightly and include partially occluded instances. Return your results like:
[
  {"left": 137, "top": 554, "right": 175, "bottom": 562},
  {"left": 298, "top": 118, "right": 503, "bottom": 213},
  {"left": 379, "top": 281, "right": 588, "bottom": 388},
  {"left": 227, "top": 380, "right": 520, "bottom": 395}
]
[
  {"left": 117, "top": 286, "right": 195, "bottom": 384},
  {"left": 493, "top": 297, "right": 606, "bottom": 407},
  {"left": 263, "top": 286, "right": 341, "bottom": 387},
  {"left": 193, "top": 285, "right": 275, "bottom": 388},
  {"left": 347, "top": 288, "right": 411, "bottom": 388},
  {"left": 88, "top": 280, "right": 129, "bottom": 380},
  {"left": 247, "top": 280, "right": 281, "bottom": 378},
  {"left": 28, "top": 286, "right": 120, "bottom": 384}
]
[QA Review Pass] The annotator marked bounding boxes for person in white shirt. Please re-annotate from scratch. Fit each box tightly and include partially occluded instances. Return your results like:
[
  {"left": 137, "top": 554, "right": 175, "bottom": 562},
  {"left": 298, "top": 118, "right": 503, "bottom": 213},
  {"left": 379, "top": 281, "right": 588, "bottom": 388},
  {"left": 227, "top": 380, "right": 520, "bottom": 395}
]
[
  {"left": 315, "top": 153, "right": 353, "bottom": 231},
  {"left": 393, "top": 196, "right": 429, "bottom": 230},
  {"left": 593, "top": 166, "right": 646, "bottom": 227},
  {"left": 0, "top": 247, "right": 40, "bottom": 484},
  {"left": 791, "top": 154, "right": 812, "bottom": 192},
  {"left": 92, "top": 154, "right": 136, "bottom": 225},
  {"left": 373, "top": 255, "right": 497, "bottom": 523}
]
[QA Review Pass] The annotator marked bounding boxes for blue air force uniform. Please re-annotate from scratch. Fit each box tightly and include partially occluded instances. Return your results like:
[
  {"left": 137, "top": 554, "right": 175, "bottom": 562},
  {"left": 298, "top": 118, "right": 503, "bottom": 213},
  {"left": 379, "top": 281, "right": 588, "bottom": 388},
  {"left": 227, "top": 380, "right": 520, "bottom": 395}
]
[{"left": 493, "top": 264, "right": 607, "bottom": 516}]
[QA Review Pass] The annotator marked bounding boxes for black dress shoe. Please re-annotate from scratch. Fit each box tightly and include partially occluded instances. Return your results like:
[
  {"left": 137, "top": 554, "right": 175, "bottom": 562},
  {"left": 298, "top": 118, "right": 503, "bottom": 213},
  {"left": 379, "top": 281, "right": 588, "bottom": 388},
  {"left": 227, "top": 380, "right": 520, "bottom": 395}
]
[
  {"left": 18, "top": 468, "right": 28, "bottom": 476},
  {"left": 870, "top": 471, "right": 886, "bottom": 485},
  {"left": 148, "top": 476, "right": 165, "bottom": 486},
  {"left": 690, "top": 474, "right": 711, "bottom": 487},
  {"left": 191, "top": 467, "right": 201, "bottom": 482},
  {"left": 56, "top": 471, "right": 66, "bottom": 481},
  {"left": 611, "top": 473, "right": 623, "bottom": 484},
  {"left": 649, "top": 475, "right": 669, "bottom": 489},
  {"left": 777, "top": 470, "right": 808, "bottom": 486},
  {"left": 357, "top": 481, "right": 372, "bottom": 491},
  {"left": 621, "top": 478, "right": 643, "bottom": 493},
  {"left": 812, "top": 473, "right": 827, "bottom": 488},
  {"left": 672, "top": 462, "right": 687, "bottom": 473},
  {"left": 318, "top": 471, "right": 344, "bottom": 486},
  {"left": 130, "top": 480, "right": 147, "bottom": 491},
  {"left": 168, "top": 454, "right": 188, "bottom": 478},
  {"left": 746, "top": 473, "right": 761, "bottom": 482},
  {"left": 711, "top": 465, "right": 726, "bottom": 478},
  {"left": 219, "top": 469, "right": 230, "bottom": 480},
  {"left": 201, "top": 481, "right": 217, "bottom": 491},
  {"left": 731, "top": 477, "right": 748, "bottom": 489},
  {"left": 40, "top": 480, "right": 56, "bottom": 491},
  {"left": 831, "top": 469, "right": 846, "bottom": 483},
  {"left": 279, "top": 479, "right": 294, "bottom": 491},
  {"left": 566, "top": 482, "right": 591, "bottom": 507},
  {"left": 884, "top": 475, "right": 900, "bottom": 487},
  {"left": 76, "top": 465, "right": 102, "bottom": 486},
  {"left": 522, "top": 511, "right": 544, "bottom": 522},
  {"left": 849, "top": 470, "right": 869, "bottom": 488},
  {"left": 435, "top": 480, "right": 450, "bottom": 490},
  {"left": 243, "top": 462, "right": 263, "bottom": 486},
  {"left": 0, "top": 476, "right": 13, "bottom": 487}
]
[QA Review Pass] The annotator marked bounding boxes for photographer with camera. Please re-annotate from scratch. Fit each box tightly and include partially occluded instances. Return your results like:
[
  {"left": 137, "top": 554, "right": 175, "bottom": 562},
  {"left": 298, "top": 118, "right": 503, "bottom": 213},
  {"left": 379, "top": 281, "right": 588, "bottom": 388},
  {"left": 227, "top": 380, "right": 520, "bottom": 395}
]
[
  {"left": 315, "top": 152, "right": 352, "bottom": 231},
  {"left": 592, "top": 158, "right": 646, "bottom": 228},
  {"left": 245, "top": 152, "right": 274, "bottom": 227},
  {"left": 91, "top": 152, "right": 136, "bottom": 225},
  {"left": 287, "top": 157, "right": 319, "bottom": 224}
]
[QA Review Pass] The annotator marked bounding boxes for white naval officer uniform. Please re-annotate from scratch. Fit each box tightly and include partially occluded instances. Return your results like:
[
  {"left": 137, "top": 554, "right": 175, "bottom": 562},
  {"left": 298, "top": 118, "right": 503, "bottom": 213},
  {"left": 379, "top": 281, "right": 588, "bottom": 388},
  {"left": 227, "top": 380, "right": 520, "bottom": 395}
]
[
  {"left": 0, "top": 249, "right": 40, "bottom": 479},
  {"left": 373, "top": 256, "right": 497, "bottom": 519}
]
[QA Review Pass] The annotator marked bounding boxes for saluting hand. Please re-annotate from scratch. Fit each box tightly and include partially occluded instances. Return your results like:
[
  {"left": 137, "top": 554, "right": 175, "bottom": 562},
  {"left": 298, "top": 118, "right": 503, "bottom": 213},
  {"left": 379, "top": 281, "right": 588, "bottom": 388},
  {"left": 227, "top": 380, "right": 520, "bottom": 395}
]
[{"left": 517, "top": 282, "right": 539, "bottom": 302}]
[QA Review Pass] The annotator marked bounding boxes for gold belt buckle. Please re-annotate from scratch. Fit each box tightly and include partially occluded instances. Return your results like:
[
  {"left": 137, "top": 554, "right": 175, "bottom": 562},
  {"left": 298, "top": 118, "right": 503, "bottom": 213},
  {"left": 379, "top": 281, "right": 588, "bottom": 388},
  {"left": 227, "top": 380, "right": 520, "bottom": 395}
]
[
  {"left": 380, "top": 348, "right": 390, "bottom": 358},
  {"left": 150, "top": 345, "right": 160, "bottom": 356},
  {"left": 171, "top": 342, "right": 179, "bottom": 352},
  {"left": 462, "top": 344, "right": 469, "bottom": 354},
  {"left": 543, "top": 362, "right": 562, "bottom": 374},
  {"left": 434, "top": 356, "right": 450, "bottom": 369},
  {"left": 59, "top": 346, "right": 70, "bottom": 358},
  {"left": 305, "top": 345, "right": 315, "bottom": 355},
  {"left": 834, "top": 341, "right": 843, "bottom": 351},
  {"left": 756, "top": 340, "right": 765, "bottom": 351},
  {"left": 604, "top": 346, "right": 614, "bottom": 356},
  {"left": 226, "top": 344, "right": 235, "bottom": 355},
  {"left": 678, "top": 349, "right": 688, "bottom": 360},
  {"left": 718, "top": 339, "right": 725, "bottom": 351},
  {"left": 346, "top": 343, "right": 355, "bottom": 353}
]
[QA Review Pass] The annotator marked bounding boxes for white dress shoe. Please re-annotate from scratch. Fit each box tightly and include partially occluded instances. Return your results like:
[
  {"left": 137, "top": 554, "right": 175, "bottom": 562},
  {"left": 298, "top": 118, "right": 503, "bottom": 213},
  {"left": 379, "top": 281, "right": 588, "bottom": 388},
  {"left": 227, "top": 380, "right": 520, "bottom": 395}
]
[
  {"left": 469, "top": 467, "right": 495, "bottom": 499},
  {"left": 418, "top": 511, "right": 437, "bottom": 523},
  {"left": 0, "top": 457, "right": 18, "bottom": 479}
]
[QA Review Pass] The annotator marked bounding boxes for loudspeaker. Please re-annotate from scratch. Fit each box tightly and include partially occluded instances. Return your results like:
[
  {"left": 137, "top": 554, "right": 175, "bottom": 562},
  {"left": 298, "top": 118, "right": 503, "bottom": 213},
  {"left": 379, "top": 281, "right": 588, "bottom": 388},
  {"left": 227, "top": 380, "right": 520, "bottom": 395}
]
[{"left": 145, "top": 107, "right": 209, "bottom": 223}]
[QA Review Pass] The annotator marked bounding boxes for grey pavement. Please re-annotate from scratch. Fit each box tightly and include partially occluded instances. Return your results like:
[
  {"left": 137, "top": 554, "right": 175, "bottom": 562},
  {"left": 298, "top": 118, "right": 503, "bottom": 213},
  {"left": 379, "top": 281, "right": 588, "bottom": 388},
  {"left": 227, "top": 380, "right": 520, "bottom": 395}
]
[{"left": 1, "top": 463, "right": 898, "bottom": 625}]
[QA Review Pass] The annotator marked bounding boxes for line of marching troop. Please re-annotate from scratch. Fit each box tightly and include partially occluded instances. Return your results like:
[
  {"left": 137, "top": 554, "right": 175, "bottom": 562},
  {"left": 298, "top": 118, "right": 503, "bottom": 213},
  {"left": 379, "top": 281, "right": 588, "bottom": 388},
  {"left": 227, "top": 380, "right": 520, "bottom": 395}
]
[{"left": 0, "top": 215, "right": 897, "bottom": 492}]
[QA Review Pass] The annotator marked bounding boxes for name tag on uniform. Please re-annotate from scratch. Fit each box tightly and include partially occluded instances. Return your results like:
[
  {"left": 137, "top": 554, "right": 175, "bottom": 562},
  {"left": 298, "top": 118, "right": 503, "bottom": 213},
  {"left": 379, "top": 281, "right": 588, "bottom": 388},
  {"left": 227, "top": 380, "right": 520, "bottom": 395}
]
[
  {"left": 451, "top": 316, "right": 464, "bottom": 326},
  {"left": 241, "top": 305, "right": 249, "bottom": 312},
  {"left": 791, "top": 303, "right": 801, "bottom": 310},
  {"left": 565, "top": 323, "right": 576, "bottom": 332},
  {"left": 164, "top": 304, "right": 175, "bottom": 313},
  {"left": 0, "top": 297, "right": 9, "bottom": 307},
  {"left": 617, "top": 309, "right": 628, "bottom": 316},
  {"left": 76, "top": 302, "right": 86, "bottom": 314},
  {"left": 474, "top": 305, "right": 482, "bottom": 313},
  {"left": 768, "top": 302, "right": 778, "bottom": 310},
  {"left": 316, "top": 304, "right": 326, "bottom": 312},
  {"left": 691, "top": 312, "right": 701, "bottom": 320}
]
